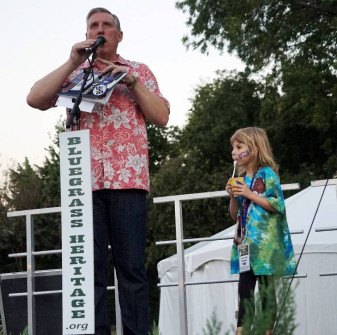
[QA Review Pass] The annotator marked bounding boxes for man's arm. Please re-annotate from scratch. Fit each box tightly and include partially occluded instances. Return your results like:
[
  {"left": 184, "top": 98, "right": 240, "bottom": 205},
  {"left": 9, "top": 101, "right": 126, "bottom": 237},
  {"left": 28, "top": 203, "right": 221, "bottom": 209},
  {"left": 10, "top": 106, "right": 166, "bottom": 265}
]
[
  {"left": 27, "top": 60, "right": 79, "bottom": 110},
  {"left": 129, "top": 80, "right": 169, "bottom": 126},
  {"left": 27, "top": 39, "right": 96, "bottom": 110},
  {"left": 96, "top": 58, "right": 169, "bottom": 127}
]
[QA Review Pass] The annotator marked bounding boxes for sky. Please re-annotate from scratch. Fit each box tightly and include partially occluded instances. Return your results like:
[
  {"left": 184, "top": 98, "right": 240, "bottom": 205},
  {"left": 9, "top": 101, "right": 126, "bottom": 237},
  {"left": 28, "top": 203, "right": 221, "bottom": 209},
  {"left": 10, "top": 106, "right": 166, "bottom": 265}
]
[{"left": 0, "top": 0, "right": 244, "bottom": 172}]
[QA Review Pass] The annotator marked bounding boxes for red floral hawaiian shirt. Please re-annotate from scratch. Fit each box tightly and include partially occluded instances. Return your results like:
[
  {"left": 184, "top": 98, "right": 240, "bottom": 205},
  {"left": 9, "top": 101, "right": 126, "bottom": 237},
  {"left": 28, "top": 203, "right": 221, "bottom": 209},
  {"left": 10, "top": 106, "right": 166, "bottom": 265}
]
[{"left": 66, "top": 55, "right": 169, "bottom": 192}]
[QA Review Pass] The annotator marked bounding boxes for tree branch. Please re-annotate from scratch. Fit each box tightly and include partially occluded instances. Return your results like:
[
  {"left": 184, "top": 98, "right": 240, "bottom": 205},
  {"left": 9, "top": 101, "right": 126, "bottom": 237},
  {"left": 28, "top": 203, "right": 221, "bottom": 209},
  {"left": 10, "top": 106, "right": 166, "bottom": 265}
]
[{"left": 294, "top": 1, "right": 337, "bottom": 17}]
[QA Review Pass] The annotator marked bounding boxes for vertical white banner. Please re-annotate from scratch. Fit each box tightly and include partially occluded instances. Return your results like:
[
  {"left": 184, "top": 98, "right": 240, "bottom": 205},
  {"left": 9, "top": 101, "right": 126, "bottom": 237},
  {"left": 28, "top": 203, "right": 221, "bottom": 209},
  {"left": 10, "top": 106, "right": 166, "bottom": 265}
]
[{"left": 60, "top": 130, "right": 95, "bottom": 334}]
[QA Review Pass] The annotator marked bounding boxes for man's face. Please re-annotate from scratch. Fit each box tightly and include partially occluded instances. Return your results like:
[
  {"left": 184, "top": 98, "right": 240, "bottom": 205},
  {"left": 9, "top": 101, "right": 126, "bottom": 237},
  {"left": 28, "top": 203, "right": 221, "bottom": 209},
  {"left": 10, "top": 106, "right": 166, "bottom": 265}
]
[{"left": 86, "top": 12, "right": 123, "bottom": 56}]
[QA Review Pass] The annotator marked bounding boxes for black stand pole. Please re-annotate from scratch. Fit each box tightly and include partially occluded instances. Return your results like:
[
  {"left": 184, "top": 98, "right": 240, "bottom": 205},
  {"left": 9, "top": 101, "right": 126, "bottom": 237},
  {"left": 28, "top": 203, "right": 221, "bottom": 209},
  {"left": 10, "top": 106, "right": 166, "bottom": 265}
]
[{"left": 66, "top": 52, "right": 97, "bottom": 130}]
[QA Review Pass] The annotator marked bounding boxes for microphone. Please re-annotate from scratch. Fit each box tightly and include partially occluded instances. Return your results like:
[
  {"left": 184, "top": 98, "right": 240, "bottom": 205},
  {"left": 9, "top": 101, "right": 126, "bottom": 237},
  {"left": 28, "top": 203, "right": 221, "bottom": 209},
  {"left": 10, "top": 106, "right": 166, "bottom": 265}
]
[{"left": 87, "top": 36, "right": 106, "bottom": 54}]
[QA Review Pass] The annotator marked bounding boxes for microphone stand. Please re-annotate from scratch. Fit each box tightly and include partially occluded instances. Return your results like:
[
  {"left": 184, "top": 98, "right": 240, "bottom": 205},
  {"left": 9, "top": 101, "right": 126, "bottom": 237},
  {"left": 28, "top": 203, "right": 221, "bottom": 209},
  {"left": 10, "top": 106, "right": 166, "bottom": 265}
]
[{"left": 66, "top": 51, "right": 97, "bottom": 130}]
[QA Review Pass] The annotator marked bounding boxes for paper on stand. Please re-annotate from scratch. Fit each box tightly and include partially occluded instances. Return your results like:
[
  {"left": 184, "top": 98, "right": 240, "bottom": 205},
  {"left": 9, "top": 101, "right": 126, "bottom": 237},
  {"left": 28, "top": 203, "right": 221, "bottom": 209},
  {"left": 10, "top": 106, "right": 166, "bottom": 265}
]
[{"left": 56, "top": 71, "right": 127, "bottom": 112}]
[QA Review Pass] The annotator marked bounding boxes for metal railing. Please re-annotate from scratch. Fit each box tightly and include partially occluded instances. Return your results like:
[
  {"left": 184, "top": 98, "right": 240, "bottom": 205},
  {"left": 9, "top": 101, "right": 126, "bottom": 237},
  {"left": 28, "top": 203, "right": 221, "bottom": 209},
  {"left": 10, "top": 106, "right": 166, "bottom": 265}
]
[
  {"left": 153, "top": 184, "right": 302, "bottom": 335},
  {"left": 2, "top": 207, "right": 122, "bottom": 335},
  {"left": 316, "top": 224, "right": 337, "bottom": 277},
  {"left": 154, "top": 180, "right": 337, "bottom": 335},
  {"left": 2, "top": 180, "right": 336, "bottom": 335}
]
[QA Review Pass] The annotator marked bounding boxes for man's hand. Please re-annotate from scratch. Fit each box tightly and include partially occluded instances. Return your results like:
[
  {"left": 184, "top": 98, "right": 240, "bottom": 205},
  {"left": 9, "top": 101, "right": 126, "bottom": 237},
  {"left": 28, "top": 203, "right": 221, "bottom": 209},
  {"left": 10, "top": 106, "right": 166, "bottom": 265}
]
[
  {"left": 96, "top": 58, "right": 132, "bottom": 83},
  {"left": 27, "top": 39, "right": 98, "bottom": 110},
  {"left": 69, "top": 39, "right": 98, "bottom": 67}
]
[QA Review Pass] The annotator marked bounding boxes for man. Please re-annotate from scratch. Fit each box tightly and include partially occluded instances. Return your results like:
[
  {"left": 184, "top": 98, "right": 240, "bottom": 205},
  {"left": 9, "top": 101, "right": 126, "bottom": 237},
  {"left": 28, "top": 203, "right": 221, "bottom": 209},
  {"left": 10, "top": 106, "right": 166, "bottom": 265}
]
[{"left": 27, "top": 7, "right": 169, "bottom": 335}]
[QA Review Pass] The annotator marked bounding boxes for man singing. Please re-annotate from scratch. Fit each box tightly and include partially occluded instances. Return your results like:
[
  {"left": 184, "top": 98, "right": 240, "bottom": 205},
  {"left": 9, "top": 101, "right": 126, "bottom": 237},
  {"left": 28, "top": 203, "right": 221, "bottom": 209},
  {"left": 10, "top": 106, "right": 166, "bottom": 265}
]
[{"left": 27, "top": 7, "right": 169, "bottom": 335}]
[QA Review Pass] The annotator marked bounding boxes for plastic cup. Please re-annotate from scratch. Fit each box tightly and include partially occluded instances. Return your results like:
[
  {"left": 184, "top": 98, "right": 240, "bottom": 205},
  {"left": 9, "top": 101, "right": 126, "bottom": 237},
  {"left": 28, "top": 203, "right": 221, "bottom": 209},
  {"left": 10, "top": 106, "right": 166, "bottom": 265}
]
[{"left": 229, "top": 177, "right": 244, "bottom": 197}]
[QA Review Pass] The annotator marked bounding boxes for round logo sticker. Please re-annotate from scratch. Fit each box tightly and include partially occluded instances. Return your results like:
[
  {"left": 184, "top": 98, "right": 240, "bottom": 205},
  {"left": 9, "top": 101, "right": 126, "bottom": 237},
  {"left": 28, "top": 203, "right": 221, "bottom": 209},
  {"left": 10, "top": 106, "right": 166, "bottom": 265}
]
[{"left": 93, "top": 85, "right": 107, "bottom": 96}]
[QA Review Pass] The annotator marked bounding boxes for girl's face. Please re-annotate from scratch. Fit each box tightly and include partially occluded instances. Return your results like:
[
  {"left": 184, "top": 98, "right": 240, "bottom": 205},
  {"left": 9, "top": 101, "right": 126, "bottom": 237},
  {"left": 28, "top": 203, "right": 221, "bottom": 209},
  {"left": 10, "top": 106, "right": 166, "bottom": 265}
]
[{"left": 231, "top": 140, "right": 251, "bottom": 166}]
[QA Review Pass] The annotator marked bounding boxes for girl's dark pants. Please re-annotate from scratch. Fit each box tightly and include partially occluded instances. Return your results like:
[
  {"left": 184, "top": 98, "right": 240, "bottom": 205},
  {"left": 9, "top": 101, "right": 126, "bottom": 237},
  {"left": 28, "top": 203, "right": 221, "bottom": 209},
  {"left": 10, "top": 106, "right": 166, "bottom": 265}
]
[{"left": 237, "top": 270, "right": 277, "bottom": 329}]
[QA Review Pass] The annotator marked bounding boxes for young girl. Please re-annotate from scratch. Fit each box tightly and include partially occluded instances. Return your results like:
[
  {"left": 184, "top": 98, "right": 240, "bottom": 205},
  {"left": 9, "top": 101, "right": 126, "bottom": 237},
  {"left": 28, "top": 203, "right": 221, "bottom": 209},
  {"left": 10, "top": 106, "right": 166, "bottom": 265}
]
[{"left": 225, "top": 127, "right": 296, "bottom": 335}]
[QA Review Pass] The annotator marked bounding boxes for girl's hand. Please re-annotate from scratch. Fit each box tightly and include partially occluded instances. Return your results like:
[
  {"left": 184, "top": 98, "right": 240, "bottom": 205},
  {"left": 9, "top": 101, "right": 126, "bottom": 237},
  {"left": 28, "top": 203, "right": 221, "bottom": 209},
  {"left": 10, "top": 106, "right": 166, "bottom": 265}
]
[
  {"left": 226, "top": 179, "right": 236, "bottom": 198},
  {"left": 232, "top": 180, "right": 252, "bottom": 199},
  {"left": 227, "top": 178, "right": 239, "bottom": 220}
]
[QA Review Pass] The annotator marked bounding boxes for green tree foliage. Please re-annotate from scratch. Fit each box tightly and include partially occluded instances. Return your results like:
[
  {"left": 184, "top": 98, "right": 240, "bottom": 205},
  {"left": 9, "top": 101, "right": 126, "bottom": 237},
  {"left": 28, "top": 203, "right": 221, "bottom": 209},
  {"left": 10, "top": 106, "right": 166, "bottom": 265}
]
[
  {"left": 0, "top": 158, "right": 42, "bottom": 271},
  {"left": 147, "top": 72, "right": 261, "bottom": 267},
  {"left": 181, "top": 71, "right": 261, "bottom": 170},
  {"left": 36, "top": 120, "right": 62, "bottom": 208},
  {"left": 176, "top": 0, "right": 337, "bottom": 179},
  {"left": 3, "top": 158, "right": 42, "bottom": 211},
  {"left": 147, "top": 122, "right": 182, "bottom": 175},
  {"left": 202, "top": 310, "right": 223, "bottom": 335},
  {"left": 0, "top": 118, "right": 64, "bottom": 272},
  {"left": 146, "top": 72, "right": 262, "bottom": 321},
  {"left": 176, "top": 0, "right": 337, "bottom": 72}
]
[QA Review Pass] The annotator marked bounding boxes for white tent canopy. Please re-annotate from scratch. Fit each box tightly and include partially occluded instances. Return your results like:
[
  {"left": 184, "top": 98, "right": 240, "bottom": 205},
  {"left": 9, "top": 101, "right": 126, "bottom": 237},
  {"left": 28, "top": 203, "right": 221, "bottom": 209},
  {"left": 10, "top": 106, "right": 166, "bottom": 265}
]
[{"left": 157, "top": 179, "right": 337, "bottom": 334}]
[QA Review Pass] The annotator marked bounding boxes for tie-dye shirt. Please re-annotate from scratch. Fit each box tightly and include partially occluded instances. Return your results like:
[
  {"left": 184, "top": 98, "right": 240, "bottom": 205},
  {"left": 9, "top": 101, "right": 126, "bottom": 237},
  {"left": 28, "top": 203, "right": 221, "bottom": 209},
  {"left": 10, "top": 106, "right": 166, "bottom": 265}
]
[{"left": 230, "top": 167, "right": 296, "bottom": 276}]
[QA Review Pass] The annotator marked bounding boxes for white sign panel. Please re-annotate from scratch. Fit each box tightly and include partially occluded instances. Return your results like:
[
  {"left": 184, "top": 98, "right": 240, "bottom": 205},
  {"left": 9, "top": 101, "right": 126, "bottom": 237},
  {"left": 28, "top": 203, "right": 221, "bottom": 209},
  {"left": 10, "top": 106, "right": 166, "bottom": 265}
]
[{"left": 60, "top": 130, "right": 95, "bottom": 334}]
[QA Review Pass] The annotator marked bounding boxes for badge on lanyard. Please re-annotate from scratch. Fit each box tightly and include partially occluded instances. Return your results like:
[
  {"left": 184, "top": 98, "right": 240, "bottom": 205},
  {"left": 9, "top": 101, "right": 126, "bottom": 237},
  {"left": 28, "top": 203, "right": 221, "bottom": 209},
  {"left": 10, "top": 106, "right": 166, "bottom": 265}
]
[
  {"left": 238, "top": 175, "right": 255, "bottom": 273},
  {"left": 239, "top": 243, "right": 250, "bottom": 273}
]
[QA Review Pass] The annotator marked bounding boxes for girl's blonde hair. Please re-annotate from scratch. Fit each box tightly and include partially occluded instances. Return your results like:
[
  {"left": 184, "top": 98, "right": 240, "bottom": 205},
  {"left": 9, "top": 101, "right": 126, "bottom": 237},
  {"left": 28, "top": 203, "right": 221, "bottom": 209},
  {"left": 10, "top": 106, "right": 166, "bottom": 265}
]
[{"left": 230, "top": 127, "right": 279, "bottom": 176}]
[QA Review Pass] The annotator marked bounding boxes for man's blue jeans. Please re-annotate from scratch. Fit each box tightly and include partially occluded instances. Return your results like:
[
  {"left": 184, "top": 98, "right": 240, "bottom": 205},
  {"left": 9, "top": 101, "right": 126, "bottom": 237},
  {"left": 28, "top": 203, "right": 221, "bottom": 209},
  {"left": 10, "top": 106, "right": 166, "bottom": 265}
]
[{"left": 92, "top": 189, "right": 150, "bottom": 335}]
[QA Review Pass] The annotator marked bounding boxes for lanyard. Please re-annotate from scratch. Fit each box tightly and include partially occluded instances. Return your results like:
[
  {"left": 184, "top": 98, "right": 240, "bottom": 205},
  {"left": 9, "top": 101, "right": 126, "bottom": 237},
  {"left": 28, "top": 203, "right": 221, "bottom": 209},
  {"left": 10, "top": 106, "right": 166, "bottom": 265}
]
[{"left": 240, "top": 175, "right": 255, "bottom": 239}]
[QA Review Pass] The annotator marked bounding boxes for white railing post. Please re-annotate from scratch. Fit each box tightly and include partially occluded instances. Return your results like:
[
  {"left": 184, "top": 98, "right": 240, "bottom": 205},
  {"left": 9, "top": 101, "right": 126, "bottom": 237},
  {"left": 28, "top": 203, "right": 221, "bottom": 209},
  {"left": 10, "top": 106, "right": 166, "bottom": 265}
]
[
  {"left": 26, "top": 214, "right": 35, "bottom": 335},
  {"left": 174, "top": 199, "right": 188, "bottom": 335}
]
